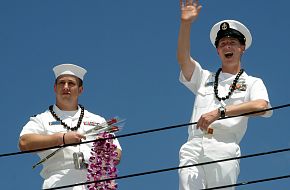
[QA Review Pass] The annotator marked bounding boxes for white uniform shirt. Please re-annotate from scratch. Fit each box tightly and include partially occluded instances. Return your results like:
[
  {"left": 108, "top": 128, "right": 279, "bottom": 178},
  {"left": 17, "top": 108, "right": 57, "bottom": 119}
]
[
  {"left": 180, "top": 61, "right": 272, "bottom": 144},
  {"left": 20, "top": 105, "right": 122, "bottom": 179}
]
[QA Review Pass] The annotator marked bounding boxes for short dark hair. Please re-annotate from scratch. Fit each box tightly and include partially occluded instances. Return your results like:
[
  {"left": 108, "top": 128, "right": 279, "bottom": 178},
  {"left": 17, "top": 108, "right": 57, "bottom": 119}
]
[{"left": 55, "top": 77, "right": 83, "bottom": 87}]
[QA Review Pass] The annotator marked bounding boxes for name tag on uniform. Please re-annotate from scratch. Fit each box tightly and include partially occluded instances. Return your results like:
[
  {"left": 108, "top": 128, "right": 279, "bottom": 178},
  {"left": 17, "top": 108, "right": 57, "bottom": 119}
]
[{"left": 49, "top": 121, "right": 61, "bottom": 125}]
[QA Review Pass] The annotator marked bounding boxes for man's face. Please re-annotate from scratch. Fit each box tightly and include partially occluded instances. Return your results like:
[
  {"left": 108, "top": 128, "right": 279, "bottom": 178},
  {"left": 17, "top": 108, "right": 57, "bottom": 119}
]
[
  {"left": 54, "top": 75, "right": 83, "bottom": 103},
  {"left": 217, "top": 37, "right": 245, "bottom": 64}
]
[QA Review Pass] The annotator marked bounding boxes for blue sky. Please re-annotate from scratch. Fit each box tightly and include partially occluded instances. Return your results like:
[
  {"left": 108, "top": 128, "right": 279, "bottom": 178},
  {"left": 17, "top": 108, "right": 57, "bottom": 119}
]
[{"left": 0, "top": 0, "right": 289, "bottom": 189}]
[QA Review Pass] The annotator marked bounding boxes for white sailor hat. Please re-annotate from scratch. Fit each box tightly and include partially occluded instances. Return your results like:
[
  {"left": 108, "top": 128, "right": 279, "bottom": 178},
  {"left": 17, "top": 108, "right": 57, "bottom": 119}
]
[
  {"left": 53, "top": 63, "right": 87, "bottom": 81},
  {"left": 210, "top": 20, "right": 252, "bottom": 50}
]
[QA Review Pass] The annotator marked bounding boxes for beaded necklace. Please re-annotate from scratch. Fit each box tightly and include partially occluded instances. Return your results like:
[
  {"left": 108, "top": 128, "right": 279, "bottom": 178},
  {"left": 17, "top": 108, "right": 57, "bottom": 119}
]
[
  {"left": 49, "top": 105, "right": 84, "bottom": 131},
  {"left": 214, "top": 68, "right": 244, "bottom": 101}
]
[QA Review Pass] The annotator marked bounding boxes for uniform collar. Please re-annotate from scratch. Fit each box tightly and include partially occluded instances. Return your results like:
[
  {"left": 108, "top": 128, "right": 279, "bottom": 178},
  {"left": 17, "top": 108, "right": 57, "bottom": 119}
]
[
  {"left": 218, "top": 70, "right": 248, "bottom": 82},
  {"left": 52, "top": 104, "right": 81, "bottom": 119}
]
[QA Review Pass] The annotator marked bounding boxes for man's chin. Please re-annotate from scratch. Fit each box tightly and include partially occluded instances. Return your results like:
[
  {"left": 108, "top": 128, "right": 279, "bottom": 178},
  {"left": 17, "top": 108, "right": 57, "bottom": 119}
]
[
  {"left": 59, "top": 95, "right": 72, "bottom": 100},
  {"left": 62, "top": 93, "right": 71, "bottom": 96}
]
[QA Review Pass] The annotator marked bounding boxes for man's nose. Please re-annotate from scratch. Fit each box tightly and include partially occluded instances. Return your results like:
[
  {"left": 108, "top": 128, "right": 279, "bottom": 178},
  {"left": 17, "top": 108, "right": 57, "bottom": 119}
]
[
  {"left": 63, "top": 82, "right": 69, "bottom": 89},
  {"left": 225, "top": 43, "right": 232, "bottom": 49}
]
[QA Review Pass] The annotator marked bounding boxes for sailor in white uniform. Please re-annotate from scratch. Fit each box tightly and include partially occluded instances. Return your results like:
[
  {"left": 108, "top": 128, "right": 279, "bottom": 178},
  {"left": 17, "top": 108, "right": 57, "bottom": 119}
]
[
  {"left": 177, "top": 1, "right": 272, "bottom": 189},
  {"left": 19, "top": 63, "right": 122, "bottom": 189}
]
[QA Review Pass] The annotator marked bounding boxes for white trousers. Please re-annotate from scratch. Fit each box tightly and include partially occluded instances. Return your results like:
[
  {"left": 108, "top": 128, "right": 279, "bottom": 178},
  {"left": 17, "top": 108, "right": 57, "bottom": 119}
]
[
  {"left": 179, "top": 135, "right": 240, "bottom": 190},
  {"left": 43, "top": 169, "right": 87, "bottom": 190}
]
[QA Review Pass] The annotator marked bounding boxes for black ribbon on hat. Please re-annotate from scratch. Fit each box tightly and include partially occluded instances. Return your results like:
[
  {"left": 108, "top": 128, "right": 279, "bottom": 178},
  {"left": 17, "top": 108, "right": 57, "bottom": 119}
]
[{"left": 214, "top": 22, "right": 246, "bottom": 47}]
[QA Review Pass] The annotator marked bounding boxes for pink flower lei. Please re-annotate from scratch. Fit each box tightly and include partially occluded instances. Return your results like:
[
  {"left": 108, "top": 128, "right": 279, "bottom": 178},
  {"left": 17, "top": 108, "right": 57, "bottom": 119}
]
[{"left": 87, "top": 132, "right": 118, "bottom": 190}]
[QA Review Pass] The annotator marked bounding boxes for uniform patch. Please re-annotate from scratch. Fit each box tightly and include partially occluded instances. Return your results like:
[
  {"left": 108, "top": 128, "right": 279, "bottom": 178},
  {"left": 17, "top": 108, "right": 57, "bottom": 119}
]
[
  {"left": 235, "top": 82, "right": 247, "bottom": 91},
  {"left": 205, "top": 74, "right": 215, "bottom": 87},
  {"left": 83, "top": 121, "right": 100, "bottom": 126},
  {"left": 234, "top": 78, "right": 247, "bottom": 91},
  {"left": 49, "top": 121, "right": 61, "bottom": 125}
]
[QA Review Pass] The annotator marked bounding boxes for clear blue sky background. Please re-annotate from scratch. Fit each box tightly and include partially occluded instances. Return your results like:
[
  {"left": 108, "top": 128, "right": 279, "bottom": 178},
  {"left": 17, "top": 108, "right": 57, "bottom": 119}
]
[{"left": 0, "top": 0, "right": 289, "bottom": 189}]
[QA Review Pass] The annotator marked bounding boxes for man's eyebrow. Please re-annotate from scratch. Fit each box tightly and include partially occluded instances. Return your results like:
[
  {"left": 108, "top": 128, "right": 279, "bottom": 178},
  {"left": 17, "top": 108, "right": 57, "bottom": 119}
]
[{"left": 57, "top": 79, "right": 77, "bottom": 83}]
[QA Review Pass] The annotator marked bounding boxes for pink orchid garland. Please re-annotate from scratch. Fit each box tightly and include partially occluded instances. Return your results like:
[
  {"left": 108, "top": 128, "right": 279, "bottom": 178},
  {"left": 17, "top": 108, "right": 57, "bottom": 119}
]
[{"left": 87, "top": 132, "right": 118, "bottom": 190}]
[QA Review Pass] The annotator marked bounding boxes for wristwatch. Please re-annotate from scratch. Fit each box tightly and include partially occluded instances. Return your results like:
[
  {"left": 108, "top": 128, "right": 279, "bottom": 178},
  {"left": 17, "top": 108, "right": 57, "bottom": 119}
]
[{"left": 218, "top": 106, "right": 226, "bottom": 118}]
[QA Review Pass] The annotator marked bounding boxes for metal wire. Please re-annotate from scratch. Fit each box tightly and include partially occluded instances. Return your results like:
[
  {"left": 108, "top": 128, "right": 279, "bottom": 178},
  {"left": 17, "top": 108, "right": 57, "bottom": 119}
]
[
  {"left": 1, "top": 103, "right": 289, "bottom": 158},
  {"left": 43, "top": 147, "right": 290, "bottom": 190}
]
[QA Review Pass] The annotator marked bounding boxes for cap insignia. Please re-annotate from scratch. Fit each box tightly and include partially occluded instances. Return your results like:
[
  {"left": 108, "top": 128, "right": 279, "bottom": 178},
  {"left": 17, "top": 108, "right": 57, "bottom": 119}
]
[{"left": 220, "top": 22, "right": 229, "bottom": 30}]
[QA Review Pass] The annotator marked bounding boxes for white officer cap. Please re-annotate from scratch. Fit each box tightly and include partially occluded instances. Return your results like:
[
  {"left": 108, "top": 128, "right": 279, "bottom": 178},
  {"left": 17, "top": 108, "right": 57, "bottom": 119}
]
[
  {"left": 210, "top": 20, "right": 252, "bottom": 50},
  {"left": 53, "top": 63, "right": 87, "bottom": 81}
]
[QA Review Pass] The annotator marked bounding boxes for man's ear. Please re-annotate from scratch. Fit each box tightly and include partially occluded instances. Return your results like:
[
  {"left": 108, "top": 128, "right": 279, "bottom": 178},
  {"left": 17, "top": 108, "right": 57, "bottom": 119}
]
[
  {"left": 242, "top": 45, "right": 246, "bottom": 52},
  {"left": 79, "top": 86, "right": 84, "bottom": 94},
  {"left": 241, "top": 45, "right": 246, "bottom": 55},
  {"left": 54, "top": 84, "right": 57, "bottom": 93}
]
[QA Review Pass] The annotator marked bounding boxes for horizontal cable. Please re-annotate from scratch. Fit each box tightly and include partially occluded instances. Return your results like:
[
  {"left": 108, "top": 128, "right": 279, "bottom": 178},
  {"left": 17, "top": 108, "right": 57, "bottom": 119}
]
[
  {"left": 1, "top": 103, "right": 289, "bottom": 158},
  {"left": 43, "top": 147, "right": 290, "bottom": 190},
  {"left": 203, "top": 174, "right": 290, "bottom": 190}
]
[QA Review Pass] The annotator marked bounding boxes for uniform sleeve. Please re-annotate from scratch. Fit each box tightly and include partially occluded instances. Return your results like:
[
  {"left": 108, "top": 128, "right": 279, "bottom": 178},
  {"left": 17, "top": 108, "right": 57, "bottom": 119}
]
[
  {"left": 179, "top": 61, "right": 206, "bottom": 94},
  {"left": 249, "top": 78, "right": 273, "bottom": 117},
  {"left": 19, "top": 115, "right": 46, "bottom": 137}
]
